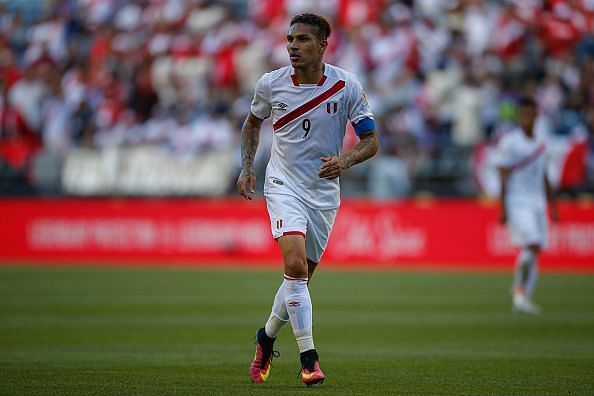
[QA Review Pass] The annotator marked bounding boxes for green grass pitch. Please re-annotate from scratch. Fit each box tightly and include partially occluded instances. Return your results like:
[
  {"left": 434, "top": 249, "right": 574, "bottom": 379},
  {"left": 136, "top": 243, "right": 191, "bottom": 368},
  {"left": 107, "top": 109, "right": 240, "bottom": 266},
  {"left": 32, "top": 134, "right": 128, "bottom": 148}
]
[{"left": 0, "top": 266, "right": 593, "bottom": 395}]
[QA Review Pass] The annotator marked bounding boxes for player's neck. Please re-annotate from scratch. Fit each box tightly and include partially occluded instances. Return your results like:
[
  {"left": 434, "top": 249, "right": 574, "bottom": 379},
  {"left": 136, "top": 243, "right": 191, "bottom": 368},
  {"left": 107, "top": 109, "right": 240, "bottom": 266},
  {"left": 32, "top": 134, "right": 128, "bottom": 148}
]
[
  {"left": 522, "top": 125, "right": 535, "bottom": 138},
  {"left": 293, "top": 63, "right": 325, "bottom": 85}
]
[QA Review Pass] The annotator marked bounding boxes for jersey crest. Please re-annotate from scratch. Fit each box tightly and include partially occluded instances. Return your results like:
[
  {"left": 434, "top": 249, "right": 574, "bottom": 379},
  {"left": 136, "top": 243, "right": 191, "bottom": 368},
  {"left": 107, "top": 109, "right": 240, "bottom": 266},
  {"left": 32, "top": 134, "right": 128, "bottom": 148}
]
[{"left": 326, "top": 101, "right": 339, "bottom": 115}]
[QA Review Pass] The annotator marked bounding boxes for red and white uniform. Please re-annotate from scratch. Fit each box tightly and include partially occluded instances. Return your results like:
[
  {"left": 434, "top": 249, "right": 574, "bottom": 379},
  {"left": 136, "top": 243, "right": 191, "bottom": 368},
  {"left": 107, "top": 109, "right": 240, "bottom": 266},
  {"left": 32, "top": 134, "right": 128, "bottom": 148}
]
[
  {"left": 251, "top": 63, "right": 373, "bottom": 209},
  {"left": 496, "top": 127, "right": 549, "bottom": 247},
  {"left": 250, "top": 63, "right": 374, "bottom": 262}
]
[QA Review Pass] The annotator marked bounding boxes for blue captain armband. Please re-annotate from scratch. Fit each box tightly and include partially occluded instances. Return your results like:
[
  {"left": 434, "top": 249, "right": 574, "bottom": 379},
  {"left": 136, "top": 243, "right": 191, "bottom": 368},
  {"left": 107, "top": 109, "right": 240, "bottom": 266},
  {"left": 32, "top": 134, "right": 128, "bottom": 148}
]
[{"left": 352, "top": 118, "right": 376, "bottom": 137}]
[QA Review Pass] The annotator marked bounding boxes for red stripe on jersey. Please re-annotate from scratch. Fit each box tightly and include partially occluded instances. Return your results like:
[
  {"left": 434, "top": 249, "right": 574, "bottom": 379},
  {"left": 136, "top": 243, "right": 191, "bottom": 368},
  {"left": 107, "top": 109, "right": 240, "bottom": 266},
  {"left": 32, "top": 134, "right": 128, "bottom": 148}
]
[
  {"left": 291, "top": 74, "right": 299, "bottom": 86},
  {"left": 510, "top": 143, "right": 545, "bottom": 172},
  {"left": 273, "top": 80, "right": 345, "bottom": 132},
  {"left": 317, "top": 75, "right": 327, "bottom": 86}
]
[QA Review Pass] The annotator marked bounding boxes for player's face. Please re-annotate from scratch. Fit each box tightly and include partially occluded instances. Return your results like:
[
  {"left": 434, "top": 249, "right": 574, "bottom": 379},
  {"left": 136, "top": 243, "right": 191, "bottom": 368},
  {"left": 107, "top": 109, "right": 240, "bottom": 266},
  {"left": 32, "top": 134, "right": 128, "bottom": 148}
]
[
  {"left": 517, "top": 105, "right": 537, "bottom": 134},
  {"left": 286, "top": 23, "right": 326, "bottom": 69}
]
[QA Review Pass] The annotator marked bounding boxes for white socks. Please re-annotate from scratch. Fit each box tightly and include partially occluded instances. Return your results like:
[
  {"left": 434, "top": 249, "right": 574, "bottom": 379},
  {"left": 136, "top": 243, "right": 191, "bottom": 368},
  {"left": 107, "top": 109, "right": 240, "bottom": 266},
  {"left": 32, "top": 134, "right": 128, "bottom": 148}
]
[
  {"left": 514, "top": 248, "right": 538, "bottom": 297},
  {"left": 284, "top": 275, "right": 314, "bottom": 352},
  {"left": 524, "top": 257, "right": 539, "bottom": 297},
  {"left": 263, "top": 275, "right": 314, "bottom": 353},
  {"left": 264, "top": 282, "right": 289, "bottom": 338}
]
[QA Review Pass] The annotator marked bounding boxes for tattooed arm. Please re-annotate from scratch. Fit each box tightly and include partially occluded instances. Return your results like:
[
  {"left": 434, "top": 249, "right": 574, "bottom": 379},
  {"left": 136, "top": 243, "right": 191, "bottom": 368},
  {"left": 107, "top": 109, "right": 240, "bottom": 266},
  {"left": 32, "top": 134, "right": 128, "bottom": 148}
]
[
  {"left": 318, "top": 130, "right": 379, "bottom": 180},
  {"left": 237, "top": 113, "right": 264, "bottom": 200}
]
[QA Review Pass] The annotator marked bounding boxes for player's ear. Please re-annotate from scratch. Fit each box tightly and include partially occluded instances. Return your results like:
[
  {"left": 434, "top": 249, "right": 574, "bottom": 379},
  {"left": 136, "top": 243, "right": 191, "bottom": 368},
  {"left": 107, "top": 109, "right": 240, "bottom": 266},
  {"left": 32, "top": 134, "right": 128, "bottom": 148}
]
[{"left": 319, "top": 39, "right": 327, "bottom": 54}]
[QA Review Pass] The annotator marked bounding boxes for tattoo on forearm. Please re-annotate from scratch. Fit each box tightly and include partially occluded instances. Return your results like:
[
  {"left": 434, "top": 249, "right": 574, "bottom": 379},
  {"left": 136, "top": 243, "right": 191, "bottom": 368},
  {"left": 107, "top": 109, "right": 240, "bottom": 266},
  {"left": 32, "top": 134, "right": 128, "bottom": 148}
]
[
  {"left": 240, "top": 116, "right": 261, "bottom": 175},
  {"left": 339, "top": 132, "right": 379, "bottom": 170}
]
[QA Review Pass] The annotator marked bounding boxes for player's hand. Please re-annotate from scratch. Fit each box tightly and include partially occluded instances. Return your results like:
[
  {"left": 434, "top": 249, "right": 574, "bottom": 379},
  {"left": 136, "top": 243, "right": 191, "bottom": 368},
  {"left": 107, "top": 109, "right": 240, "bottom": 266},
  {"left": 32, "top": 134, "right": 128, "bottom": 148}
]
[
  {"left": 236, "top": 168, "right": 256, "bottom": 200},
  {"left": 319, "top": 156, "right": 345, "bottom": 180}
]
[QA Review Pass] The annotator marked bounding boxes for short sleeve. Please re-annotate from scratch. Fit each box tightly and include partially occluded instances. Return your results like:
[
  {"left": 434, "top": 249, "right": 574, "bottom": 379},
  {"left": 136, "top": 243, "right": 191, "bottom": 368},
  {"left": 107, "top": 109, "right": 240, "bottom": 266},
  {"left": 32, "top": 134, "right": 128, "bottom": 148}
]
[
  {"left": 346, "top": 75, "right": 374, "bottom": 125},
  {"left": 250, "top": 73, "right": 272, "bottom": 120},
  {"left": 495, "top": 134, "right": 515, "bottom": 169}
]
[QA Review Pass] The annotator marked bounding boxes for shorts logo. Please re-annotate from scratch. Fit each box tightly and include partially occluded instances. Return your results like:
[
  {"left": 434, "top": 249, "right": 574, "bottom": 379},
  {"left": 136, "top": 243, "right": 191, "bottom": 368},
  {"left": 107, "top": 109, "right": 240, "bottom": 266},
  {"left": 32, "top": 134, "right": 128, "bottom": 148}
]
[
  {"left": 326, "top": 101, "right": 339, "bottom": 115},
  {"left": 276, "top": 219, "right": 283, "bottom": 229},
  {"left": 288, "top": 300, "right": 300, "bottom": 307}
]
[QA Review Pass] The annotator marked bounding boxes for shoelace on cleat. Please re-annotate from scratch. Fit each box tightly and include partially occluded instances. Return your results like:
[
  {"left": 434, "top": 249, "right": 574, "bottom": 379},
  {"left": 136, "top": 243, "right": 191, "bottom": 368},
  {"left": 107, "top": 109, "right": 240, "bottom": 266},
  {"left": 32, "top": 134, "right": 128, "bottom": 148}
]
[
  {"left": 296, "top": 365, "right": 312, "bottom": 380},
  {"left": 260, "top": 349, "right": 280, "bottom": 369},
  {"left": 253, "top": 332, "right": 279, "bottom": 369}
]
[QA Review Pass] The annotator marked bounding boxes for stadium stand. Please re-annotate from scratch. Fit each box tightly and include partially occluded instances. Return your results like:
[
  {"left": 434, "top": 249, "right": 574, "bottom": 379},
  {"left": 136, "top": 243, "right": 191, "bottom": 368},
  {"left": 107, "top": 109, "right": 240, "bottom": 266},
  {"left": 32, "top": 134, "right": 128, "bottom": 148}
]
[{"left": 0, "top": 0, "right": 592, "bottom": 198}]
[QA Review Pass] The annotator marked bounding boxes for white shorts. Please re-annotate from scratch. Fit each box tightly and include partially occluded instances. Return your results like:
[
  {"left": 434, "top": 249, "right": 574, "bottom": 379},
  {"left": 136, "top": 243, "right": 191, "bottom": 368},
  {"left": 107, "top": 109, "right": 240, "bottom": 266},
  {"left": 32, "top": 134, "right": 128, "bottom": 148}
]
[
  {"left": 508, "top": 205, "right": 548, "bottom": 248},
  {"left": 265, "top": 193, "right": 338, "bottom": 263}
]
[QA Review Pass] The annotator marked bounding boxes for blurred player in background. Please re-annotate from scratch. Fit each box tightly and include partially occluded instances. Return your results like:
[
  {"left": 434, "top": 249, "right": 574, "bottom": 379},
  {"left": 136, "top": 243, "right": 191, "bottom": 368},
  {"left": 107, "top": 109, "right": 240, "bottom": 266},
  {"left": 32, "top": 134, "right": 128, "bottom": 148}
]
[
  {"left": 236, "top": 13, "right": 378, "bottom": 386},
  {"left": 497, "top": 97, "right": 559, "bottom": 315}
]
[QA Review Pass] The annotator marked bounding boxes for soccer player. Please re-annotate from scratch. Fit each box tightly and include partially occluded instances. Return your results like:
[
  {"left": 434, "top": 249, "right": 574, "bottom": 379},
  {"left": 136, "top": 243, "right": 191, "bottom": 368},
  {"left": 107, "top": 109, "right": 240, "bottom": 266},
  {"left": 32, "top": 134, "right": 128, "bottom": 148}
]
[
  {"left": 497, "top": 97, "right": 559, "bottom": 315},
  {"left": 236, "top": 13, "right": 379, "bottom": 386}
]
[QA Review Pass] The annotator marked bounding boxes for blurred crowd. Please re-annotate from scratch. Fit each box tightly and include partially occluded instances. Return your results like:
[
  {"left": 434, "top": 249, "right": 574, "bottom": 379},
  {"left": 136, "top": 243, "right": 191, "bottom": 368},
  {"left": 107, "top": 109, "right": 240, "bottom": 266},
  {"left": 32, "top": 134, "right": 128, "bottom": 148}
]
[{"left": 0, "top": 0, "right": 593, "bottom": 197}]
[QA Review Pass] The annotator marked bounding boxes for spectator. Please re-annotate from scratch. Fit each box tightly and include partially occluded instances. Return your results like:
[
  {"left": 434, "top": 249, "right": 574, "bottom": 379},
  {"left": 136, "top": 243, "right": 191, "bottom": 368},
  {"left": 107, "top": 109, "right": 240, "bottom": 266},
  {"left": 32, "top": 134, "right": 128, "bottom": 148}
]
[{"left": 0, "top": 0, "right": 591, "bottom": 197}]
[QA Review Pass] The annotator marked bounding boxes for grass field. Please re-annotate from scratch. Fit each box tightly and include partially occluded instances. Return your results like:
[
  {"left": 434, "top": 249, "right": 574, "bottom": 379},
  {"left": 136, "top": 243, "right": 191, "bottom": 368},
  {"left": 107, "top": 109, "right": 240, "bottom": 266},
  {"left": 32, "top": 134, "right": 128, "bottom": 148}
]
[{"left": 0, "top": 266, "right": 593, "bottom": 395}]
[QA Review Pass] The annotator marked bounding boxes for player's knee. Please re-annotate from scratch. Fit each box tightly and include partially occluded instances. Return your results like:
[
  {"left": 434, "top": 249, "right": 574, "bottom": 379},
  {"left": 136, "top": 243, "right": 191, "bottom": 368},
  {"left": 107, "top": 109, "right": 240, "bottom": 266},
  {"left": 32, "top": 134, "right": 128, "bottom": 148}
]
[
  {"left": 527, "top": 244, "right": 541, "bottom": 256},
  {"left": 284, "top": 255, "right": 308, "bottom": 278}
]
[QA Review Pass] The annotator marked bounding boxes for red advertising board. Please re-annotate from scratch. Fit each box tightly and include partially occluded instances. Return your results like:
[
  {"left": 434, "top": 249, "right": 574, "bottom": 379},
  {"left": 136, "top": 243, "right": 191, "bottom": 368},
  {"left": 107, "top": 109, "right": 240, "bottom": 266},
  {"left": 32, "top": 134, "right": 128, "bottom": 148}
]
[{"left": 0, "top": 198, "right": 593, "bottom": 272}]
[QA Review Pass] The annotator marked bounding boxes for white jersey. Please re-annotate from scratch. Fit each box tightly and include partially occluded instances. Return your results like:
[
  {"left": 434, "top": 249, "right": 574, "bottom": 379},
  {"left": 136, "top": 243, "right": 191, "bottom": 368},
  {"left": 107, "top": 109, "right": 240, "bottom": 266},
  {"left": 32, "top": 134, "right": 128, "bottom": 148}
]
[
  {"left": 496, "top": 127, "right": 548, "bottom": 211},
  {"left": 250, "top": 64, "right": 374, "bottom": 209}
]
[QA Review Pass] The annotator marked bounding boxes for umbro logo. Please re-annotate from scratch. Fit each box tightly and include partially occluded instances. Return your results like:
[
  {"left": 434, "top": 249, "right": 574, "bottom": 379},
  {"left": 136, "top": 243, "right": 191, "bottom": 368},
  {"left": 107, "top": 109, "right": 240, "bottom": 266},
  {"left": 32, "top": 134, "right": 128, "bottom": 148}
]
[
  {"left": 274, "top": 102, "right": 288, "bottom": 111},
  {"left": 288, "top": 300, "right": 300, "bottom": 307}
]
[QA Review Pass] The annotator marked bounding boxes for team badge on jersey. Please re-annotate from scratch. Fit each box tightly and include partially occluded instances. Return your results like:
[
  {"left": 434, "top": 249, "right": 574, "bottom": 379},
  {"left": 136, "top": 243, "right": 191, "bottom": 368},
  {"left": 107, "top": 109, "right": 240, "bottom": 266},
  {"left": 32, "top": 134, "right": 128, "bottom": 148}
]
[{"left": 326, "top": 101, "right": 339, "bottom": 115}]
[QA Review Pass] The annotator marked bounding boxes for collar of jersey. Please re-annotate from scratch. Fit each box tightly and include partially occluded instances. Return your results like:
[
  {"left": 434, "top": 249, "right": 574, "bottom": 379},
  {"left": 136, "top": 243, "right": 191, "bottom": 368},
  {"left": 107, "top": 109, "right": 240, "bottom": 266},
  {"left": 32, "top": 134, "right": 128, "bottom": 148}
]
[{"left": 290, "top": 64, "right": 327, "bottom": 87}]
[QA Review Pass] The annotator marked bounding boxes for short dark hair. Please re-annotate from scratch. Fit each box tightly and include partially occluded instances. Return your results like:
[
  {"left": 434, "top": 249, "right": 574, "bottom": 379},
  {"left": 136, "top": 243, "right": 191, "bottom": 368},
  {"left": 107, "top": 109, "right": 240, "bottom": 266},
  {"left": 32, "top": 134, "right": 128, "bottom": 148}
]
[
  {"left": 517, "top": 96, "right": 536, "bottom": 109},
  {"left": 290, "top": 13, "right": 331, "bottom": 41}
]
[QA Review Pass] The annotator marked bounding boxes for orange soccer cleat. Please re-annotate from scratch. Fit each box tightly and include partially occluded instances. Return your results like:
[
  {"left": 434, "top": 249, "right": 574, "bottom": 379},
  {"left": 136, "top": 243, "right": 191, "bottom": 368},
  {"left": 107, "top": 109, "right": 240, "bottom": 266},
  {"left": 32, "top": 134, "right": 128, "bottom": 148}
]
[
  {"left": 249, "top": 328, "right": 279, "bottom": 383},
  {"left": 300, "top": 349, "right": 325, "bottom": 387}
]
